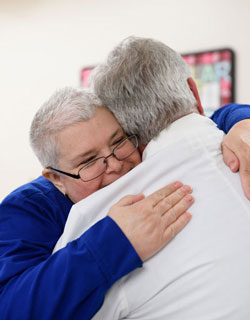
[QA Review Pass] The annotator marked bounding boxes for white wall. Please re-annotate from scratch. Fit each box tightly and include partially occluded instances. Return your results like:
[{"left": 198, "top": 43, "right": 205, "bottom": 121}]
[{"left": 1, "top": 0, "right": 250, "bottom": 200}]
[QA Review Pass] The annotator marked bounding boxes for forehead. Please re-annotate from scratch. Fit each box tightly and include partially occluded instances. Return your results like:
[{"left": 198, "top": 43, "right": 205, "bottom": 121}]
[{"left": 56, "top": 107, "right": 123, "bottom": 163}]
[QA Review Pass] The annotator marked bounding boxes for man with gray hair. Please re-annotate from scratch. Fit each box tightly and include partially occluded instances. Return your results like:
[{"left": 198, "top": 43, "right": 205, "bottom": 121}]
[
  {"left": 55, "top": 37, "right": 250, "bottom": 319},
  {"left": 93, "top": 37, "right": 250, "bottom": 198}
]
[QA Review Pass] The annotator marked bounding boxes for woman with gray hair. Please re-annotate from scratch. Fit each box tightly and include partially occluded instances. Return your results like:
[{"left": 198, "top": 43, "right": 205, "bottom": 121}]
[
  {"left": 0, "top": 87, "right": 195, "bottom": 320},
  {"left": 0, "top": 81, "right": 249, "bottom": 319}
]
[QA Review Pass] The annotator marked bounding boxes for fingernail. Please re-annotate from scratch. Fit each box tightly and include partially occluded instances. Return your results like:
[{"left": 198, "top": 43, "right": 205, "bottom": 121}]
[
  {"left": 181, "top": 185, "right": 192, "bottom": 193},
  {"left": 173, "top": 181, "right": 183, "bottom": 188},
  {"left": 185, "top": 194, "right": 194, "bottom": 202},
  {"left": 185, "top": 212, "right": 192, "bottom": 219},
  {"left": 229, "top": 161, "right": 236, "bottom": 170}
]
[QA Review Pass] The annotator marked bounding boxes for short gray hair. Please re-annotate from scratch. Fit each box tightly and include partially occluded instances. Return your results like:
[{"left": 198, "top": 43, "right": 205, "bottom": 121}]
[
  {"left": 30, "top": 87, "right": 102, "bottom": 168},
  {"left": 92, "top": 36, "right": 197, "bottom": 144}
]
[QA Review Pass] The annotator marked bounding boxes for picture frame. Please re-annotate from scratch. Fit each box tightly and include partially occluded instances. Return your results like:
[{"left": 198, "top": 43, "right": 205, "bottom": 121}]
[{"left": 182, "top": 48, "right": 235, "bottom": 115}]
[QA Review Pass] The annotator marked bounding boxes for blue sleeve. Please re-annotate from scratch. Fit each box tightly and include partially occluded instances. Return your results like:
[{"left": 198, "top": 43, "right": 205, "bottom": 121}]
[
  {"left": 0, "top": 191, "right": 142, "bottom": 320},
  {"left": 210, "top": 103, "right": 250, "bottom": 133}
]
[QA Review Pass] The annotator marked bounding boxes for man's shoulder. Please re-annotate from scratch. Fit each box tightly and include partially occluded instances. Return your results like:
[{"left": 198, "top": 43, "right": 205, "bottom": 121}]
[{"left": 143, "top": 113, "right": 222, "bottom": 160}]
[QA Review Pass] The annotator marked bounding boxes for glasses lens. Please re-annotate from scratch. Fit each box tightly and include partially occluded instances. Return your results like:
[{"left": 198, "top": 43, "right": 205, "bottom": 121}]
[
  {"left": 79, "top": 158, "right": 106, "bottom": 182},
  {"left": 78, "top": 136, "right": 138, "bottom": 182},
  {"left": 114, "top": 135, "right": 138, "bottom": 160}
]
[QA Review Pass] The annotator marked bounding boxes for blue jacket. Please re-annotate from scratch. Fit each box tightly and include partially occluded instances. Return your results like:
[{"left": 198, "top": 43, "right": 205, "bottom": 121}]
[{"left": 0, "top": 104, "right": 249, "bottom": 320}]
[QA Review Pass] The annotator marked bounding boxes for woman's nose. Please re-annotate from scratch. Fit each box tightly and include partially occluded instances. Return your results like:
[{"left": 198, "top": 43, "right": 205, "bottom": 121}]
[{"left": 105, "top": 155, "right": 123, "bottom": 174}]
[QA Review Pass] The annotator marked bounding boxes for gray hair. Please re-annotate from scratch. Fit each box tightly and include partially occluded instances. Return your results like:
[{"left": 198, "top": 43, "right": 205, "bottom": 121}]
[
  {"left": 30, "top": 87, "right": 102, "bottom": 168},
  {"left": 92, "top": 36, "right": 197, "bottom": 144}
]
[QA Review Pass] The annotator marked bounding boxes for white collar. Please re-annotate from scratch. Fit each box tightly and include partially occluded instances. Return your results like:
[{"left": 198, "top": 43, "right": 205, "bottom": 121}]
[{"left": 142, "top": 113, "right": 218, "bottom": 160}]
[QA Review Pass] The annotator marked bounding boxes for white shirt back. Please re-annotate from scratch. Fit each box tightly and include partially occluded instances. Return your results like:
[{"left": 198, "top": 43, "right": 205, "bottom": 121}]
[{"left": 54, "top": 114, "right": 250, "bottom": 320}]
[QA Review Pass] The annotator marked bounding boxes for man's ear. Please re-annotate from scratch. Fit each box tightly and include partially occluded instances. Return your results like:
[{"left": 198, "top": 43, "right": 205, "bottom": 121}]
[
  {"left": 187, "top": 77, "right": 205, "bottom": 115},
  {"left": 42, "top": 168, "right": 66, "bottom": 194},
  {"left": 139, "top": 144, "right": 147, "bottom": 155}
]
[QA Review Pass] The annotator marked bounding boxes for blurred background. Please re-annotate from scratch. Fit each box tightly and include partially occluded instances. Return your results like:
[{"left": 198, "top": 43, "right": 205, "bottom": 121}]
[{"left": 1, "top": 0, "right": 250, "bottom": 200}]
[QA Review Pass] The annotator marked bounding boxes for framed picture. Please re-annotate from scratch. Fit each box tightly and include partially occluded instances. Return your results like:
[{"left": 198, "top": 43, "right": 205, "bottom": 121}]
[
  {"left": 81, "top": 48, "right": 235, "bottom": 116},
  {"left": 182, "top": 48, "right": 235, "bottom": 116}
]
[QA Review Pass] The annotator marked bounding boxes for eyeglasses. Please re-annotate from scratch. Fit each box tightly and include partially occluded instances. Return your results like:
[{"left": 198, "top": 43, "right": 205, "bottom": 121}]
[{"left": 47, "top": 135, "right": 138, "bottom": 182}]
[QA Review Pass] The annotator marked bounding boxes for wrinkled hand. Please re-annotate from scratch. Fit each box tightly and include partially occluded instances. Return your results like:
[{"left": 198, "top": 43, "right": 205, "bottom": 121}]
[
  {"left": 108, "top": 182, "right": 193, "bottom": 261},
  {"left": 222, "top": 119, "right": 250, "bottom": 200}
]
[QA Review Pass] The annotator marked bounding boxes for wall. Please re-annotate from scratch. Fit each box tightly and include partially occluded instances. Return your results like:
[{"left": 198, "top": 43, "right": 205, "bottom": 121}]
[{"left": 1, "top": 0, "right": 250, "bottom": 200}]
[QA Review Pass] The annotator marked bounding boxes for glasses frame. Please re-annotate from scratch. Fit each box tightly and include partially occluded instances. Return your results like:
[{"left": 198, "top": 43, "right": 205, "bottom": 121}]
[{"left": 46, "top": 135, "right": 138, "bottom": 182}]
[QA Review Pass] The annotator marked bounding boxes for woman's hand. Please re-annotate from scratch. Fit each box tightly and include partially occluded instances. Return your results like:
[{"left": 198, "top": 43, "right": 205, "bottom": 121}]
[
  {"left": 222, "top": 119, "right": 250, "bottom": 200},
  {"left": 108, "top": 181, "right": 194, "bottom": 261}
]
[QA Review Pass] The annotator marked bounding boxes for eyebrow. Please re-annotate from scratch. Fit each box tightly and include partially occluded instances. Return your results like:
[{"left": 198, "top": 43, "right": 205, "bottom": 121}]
[{"left": 71, "top": 128, "right": 124, "bottom": 166}]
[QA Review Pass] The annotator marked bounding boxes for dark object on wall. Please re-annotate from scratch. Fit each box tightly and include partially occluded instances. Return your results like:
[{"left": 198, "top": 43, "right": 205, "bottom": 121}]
[{"left": 81, "top": 48, "right": 235, "bottom": 116}]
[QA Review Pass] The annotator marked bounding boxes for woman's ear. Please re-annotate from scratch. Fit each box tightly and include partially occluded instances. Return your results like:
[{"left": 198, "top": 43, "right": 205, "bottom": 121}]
[
  {"left": 42, "top": 168, "right": 66, "bottom": 194},
  {"left": 187, "top": 77, "right": 205, "bottom": 115}
]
